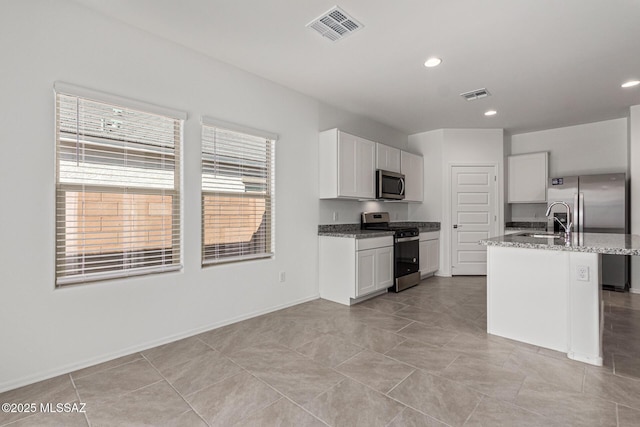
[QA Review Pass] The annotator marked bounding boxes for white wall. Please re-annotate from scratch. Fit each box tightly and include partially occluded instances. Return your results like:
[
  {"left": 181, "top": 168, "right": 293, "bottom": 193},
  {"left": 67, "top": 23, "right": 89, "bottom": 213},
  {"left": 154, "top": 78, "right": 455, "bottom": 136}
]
[
  {"left": 317, "top": 106, "right": 409, "bottom": 224},
  {"left": 509, "top": 118, "right": 628, "bottom": 221},
  {"left": 629, "top": 105, "right": 640, "bottom": 293},
  {"left": 0, "top": 0, "right": 404, "bottom": 391},
  {"left": 408, "top": 129, "right": 504, "bottom": 276}
]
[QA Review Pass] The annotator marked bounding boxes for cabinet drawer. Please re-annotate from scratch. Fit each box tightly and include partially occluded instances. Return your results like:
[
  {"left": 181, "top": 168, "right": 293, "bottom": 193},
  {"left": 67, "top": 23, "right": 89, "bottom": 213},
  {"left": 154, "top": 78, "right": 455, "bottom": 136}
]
[
  {"left": 419, "top": 231, "right": 439, "bottom": 241},
  {"left": 356, "top": 236, "right": 393, "bottom": 251}
]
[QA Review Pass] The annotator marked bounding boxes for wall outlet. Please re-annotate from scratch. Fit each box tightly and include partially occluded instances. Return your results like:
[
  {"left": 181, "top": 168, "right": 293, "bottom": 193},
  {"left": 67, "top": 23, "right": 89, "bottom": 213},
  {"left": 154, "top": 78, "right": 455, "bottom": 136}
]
[
  {"left": 576, "top": 265, "right": 589, "bottom": 281},
  {"left": 279, "top": 271, "right": 286, "bottom": 283},
  {"left": 332, "top": 211, "right": 338, "bottom": 221}
]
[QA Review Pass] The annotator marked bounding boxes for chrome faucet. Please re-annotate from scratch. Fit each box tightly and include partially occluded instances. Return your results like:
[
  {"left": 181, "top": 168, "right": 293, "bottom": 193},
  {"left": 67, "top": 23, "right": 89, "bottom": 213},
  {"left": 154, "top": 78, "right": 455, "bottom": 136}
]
[{"left": 545, "top": 201, "right": 572, "bottom": 243}]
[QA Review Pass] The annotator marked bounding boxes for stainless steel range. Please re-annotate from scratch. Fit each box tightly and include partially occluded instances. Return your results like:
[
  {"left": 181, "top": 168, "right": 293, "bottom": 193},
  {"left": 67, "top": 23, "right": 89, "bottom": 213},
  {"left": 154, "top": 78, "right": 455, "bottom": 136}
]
[{"left": 361, "top": 212, "right": 420, "bottom": 292}]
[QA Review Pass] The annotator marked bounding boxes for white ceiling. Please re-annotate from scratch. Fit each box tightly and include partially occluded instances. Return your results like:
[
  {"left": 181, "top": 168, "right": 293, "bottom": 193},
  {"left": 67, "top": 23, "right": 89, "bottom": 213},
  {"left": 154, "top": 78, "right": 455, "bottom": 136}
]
[{"left": 77, "top": 0, "right": 640, "bottom": 135}]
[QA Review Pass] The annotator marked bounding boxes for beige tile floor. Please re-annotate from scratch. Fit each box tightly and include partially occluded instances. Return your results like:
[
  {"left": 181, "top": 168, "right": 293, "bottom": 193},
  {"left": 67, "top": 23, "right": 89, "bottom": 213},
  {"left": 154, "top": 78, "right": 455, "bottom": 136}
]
[{"left": 1, "top": 276, "right": 640, "bottom": 426}]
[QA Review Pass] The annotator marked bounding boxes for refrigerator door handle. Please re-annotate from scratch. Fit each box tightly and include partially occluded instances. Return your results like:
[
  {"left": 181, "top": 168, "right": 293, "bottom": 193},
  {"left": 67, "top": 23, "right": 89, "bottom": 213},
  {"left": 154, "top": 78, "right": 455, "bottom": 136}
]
[
  {"left": 578, "top": 192, "right": 584, "bottom": 232},
  {"left": 573, "top": 193, "right": 579, "bottom": 232}
]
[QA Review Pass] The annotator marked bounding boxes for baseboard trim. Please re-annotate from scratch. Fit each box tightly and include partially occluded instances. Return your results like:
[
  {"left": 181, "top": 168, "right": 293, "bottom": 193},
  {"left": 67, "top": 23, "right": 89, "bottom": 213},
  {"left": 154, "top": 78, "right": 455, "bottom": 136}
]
[
  {"left": 0, "top": 294, "right": 320, "bottom": 393},
  {"left": 629, "top": 287, "right": 640, "bottom": 294},
  {"left": 435, "top": 272, "right": 452, "bottom": 278}
]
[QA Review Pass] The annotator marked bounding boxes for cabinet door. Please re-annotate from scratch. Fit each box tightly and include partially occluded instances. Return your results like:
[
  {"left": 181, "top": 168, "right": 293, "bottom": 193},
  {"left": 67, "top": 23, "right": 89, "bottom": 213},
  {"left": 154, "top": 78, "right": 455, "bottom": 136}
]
[
  {"left": 426, "top": 239, "right": 439, "bottom": 273},
  {"left": 420, "top": 239, "right": 440, "bottom": 275},
  {"left": 338, "top": 133, "right": 359, "bottom": 198},
  {"left": 419, "top": 240, "right": 429, "bottom": 274},
  {"left": 356, "top": 249, "right": 376, "bottom": 296},
  {"left": 508, "top": 152, "right": 548, "bottom": 203},
  {"left": 375, "top": 246, "right": 394, "bottom": 289},
  {"left": 356, "top": 136, "right": 376, "bottom": 199},
  {"left": 376, "top": 144, "right": 401, "bottom": 173},
  {"left": 401, "top": 151, "right": 424, "bottom": 202}
]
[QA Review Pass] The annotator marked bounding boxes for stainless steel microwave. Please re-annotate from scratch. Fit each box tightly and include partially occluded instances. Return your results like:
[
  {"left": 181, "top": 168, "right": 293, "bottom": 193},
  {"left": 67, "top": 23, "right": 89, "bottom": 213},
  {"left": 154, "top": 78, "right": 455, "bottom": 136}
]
[{"left": 376, "top": 170, "right": 405, "bottom": 200}]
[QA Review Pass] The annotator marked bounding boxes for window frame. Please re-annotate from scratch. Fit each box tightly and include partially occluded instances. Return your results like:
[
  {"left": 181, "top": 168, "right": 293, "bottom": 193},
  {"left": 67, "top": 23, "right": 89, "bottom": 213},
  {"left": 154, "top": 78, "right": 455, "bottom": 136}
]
[
  {"left": 54, "top": 82, "right": 186, "bottom": 286},
  {"left": 200, "top": 117, "right": 277, "bottom": 266}
]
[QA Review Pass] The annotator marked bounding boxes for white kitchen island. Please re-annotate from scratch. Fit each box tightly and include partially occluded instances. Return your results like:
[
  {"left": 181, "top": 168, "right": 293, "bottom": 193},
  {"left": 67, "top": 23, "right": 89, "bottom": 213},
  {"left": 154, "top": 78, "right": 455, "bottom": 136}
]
[{"left": 479, "top": 232, "right": 640, "bottom": 366}]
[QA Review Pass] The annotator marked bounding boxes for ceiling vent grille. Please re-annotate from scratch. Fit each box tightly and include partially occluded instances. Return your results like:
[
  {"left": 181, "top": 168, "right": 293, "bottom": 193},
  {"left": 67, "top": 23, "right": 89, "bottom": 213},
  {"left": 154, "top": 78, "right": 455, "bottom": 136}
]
[
  {"left": 460, "top": 88, "right": 491, "bottom": 101},
  {"left": 306, "top": 6, "right": 363, "bottom": 42}
]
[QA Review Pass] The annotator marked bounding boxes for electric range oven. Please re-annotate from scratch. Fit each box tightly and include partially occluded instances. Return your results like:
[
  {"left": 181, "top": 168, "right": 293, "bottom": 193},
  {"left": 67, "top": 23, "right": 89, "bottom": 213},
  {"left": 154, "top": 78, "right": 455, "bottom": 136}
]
[{"left": 361, "top": 212, "right": 420, "bottom": 292}]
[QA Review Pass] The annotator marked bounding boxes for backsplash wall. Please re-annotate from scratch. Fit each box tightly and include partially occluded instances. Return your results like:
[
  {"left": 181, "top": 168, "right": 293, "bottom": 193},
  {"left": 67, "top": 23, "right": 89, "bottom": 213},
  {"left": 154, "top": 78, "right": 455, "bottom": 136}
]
[{"left": 318, "top": 199, "right": 409, "bottom": 224}]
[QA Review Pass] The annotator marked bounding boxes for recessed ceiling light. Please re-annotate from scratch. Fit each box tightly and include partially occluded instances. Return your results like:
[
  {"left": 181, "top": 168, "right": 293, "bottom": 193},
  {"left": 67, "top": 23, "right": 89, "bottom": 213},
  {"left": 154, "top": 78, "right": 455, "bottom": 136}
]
[
  {"left": 484, "top": 110, "right": 497, "bottom": 116},
  {"left": 621, "top": 80, "right": 640, "bottom": 88},
  {"left": 424, "top": 57, "right": 442, "bottom": 68}
]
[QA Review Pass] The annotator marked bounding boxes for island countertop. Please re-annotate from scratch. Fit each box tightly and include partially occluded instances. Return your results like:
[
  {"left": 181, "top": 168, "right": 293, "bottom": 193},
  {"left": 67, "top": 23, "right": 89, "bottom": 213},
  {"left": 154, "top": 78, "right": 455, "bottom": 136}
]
[{"left": 479, "top": 232, "right": 640, "bottom": 256}]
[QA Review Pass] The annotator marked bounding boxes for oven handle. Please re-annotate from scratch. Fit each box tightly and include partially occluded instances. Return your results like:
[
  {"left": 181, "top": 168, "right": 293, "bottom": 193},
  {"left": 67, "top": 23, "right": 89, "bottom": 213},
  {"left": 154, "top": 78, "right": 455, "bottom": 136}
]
[{"left": 395, "top": 236, "right": 420, "bottom": 243}]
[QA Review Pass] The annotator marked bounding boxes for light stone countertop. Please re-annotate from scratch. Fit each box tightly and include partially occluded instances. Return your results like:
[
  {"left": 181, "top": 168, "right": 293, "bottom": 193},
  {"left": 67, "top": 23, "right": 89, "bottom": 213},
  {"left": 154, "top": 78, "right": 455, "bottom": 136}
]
[{"left": 479, "top": 232, "right": 640, "bottom": 255}]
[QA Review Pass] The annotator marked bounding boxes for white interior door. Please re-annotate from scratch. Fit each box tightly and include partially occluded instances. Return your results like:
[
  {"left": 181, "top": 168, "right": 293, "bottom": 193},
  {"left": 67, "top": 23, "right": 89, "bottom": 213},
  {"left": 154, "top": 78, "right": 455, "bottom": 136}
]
[{"left": 451, "top": 166, "right": 496, "bottom": 275}]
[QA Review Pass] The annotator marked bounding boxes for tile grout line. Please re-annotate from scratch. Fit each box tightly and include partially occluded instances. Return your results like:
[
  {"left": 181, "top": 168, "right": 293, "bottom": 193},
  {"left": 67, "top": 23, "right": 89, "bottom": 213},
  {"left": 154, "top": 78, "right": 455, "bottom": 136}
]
[
  {"left": 288, "top": 332, "right": 367, "bottom": 364},
  {"left": 384, "top": 406, "right": 408, "bottom": 427},
  {"left": 462, "top": 395, "right": 483, "bottom": 426},
  {"left": 139, "top": 353, "right": 210, "bottom": 426},
  {"left": 332, "top": 348, "right": 367, "bottom": 370},
  {"left": 220, "top": 372, "right": 287, "bottom": 425},
  {"left": 247, "top": 373, "right": 333, "bottom": 426},
  {"left": 441, "top": 354, "right": 461, "bottom": 372},
  {"left": 394, "top": 320, "right": 417, "bottom": 335},
  {"left": 71, "top": 354, "right": 145, "bottom": 381},
  {"left": 68, "top": 373, "right": 91, "bottom": 427},
  {"left": 202, "top": 342, "right": 334, "bottom": 426},
  {"left": 384, "top": 367, "right": 416, "bottom": 396},
  {"left": 382, "top": 391, "right": 453, "bottom": 427}
]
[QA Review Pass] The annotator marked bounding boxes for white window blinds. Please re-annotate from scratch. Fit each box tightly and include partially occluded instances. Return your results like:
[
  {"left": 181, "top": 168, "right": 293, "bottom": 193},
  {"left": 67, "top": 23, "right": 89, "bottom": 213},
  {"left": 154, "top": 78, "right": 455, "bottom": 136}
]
[
  {"left": 201, "top": 119, "right": 276, "bottom": 265},
  {"left": 55, "top": 89, "right": 183, "bottom": 286}
]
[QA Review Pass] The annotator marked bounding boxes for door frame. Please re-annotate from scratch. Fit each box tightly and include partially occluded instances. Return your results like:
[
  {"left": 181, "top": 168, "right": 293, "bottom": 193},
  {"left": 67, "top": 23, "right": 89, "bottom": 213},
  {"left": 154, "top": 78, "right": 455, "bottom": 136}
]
[{"left": 442, "top": 162, "right": 503, "bottom": 277}]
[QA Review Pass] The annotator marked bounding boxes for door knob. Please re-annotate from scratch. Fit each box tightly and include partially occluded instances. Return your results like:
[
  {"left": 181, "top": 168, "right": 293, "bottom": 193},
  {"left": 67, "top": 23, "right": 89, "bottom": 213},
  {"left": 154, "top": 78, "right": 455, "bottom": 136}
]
[{"left": 453, "top": 224, "right": 458, "bottom": 229}]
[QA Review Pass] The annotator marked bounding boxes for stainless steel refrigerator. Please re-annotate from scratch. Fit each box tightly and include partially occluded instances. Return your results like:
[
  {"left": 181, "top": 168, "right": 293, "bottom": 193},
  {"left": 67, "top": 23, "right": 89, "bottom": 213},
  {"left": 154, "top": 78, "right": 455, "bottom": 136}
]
[{"left": 547, "top": 173, "right": 629, "bottom": 291}]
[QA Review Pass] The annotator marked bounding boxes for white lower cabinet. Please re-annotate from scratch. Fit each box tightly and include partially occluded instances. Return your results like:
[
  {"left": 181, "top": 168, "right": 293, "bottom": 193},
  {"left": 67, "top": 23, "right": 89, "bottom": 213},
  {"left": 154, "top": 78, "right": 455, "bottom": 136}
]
[
  {"left": 419, "top": 231, "right": 439, "bottom": 277},
  {"left": 356, "top": 249, "right": 376, "bottom": 296},
  {"left": 319, "top": 235, "right": 394, "bottom": 305},
  {"left": 357, "top": 246, "right": 393, "bottom": 296}
]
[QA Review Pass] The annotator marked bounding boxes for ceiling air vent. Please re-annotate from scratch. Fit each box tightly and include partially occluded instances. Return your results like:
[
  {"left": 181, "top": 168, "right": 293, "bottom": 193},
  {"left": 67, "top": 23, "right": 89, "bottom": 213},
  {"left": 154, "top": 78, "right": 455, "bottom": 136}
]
[
  {"left": 306, "top": 6, "right": 363, "bottom": 42},
  {"left": 460, "top": 88, "right": 491, "bottom": 101}
]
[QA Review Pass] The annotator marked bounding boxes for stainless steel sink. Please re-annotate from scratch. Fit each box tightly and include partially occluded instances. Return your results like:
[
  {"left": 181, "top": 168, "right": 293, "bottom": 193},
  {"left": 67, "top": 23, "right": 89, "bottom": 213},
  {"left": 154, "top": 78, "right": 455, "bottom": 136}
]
[{"left": 519, "top": 232, "right": 562, "bottom": 239}]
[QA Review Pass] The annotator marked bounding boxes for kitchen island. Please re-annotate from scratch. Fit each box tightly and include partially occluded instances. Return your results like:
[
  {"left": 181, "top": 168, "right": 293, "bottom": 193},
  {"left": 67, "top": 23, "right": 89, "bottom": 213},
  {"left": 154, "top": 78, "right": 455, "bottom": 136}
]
[{"left": 479, "top": 232, "right": 640, "bottom": 366}]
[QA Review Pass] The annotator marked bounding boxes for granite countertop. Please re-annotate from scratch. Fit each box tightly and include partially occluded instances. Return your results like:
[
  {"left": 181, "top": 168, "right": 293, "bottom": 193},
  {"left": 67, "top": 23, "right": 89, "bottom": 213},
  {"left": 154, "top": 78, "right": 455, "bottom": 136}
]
[
  {"left": 480, "top": 232, "right": 640, "bottom": 255},
  {"left": 318, "top": 222, "right": 440, "bottom": 239},
  {"left": 504, "top": 221, "right": 547, "bottom": 231}
]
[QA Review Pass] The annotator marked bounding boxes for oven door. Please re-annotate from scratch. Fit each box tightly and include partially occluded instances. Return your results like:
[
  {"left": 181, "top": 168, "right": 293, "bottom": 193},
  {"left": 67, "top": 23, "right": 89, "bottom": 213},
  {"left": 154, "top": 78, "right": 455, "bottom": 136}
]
[{"left": 395, "top": 236, "right": 419, "bottom": 278}]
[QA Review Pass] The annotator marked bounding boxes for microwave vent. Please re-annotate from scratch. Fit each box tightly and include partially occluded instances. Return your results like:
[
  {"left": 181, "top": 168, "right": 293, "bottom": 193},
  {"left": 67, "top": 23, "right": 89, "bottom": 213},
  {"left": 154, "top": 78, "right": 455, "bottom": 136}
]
[{"left": 306, "top": 6, "right": 363, "bottom": 42}]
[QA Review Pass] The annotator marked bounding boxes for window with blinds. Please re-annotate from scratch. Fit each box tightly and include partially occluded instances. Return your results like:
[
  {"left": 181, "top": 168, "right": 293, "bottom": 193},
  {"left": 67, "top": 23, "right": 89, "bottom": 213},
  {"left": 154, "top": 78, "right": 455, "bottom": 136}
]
[
  {"left": 201, "top": 119, "right": 276, "bottom": 265},
  {"left": 55, "top": 88, "right": 183, "bottom": 286}
]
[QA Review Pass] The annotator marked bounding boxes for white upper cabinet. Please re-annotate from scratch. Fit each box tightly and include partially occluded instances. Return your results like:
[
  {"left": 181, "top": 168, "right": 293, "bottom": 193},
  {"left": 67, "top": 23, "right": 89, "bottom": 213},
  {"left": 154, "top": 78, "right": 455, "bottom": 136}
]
[
  {"left": 401, "top": 151, "right": 424, "bottom": 202},
  {"left": 376, "top": 143, "right": 401, "bottom": 173},
  {"left": 319, "top": 129, "right": 376, "bottom": 199},
  {"left": 508, "top": 152, "right": 548, "bottom": 203}
]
